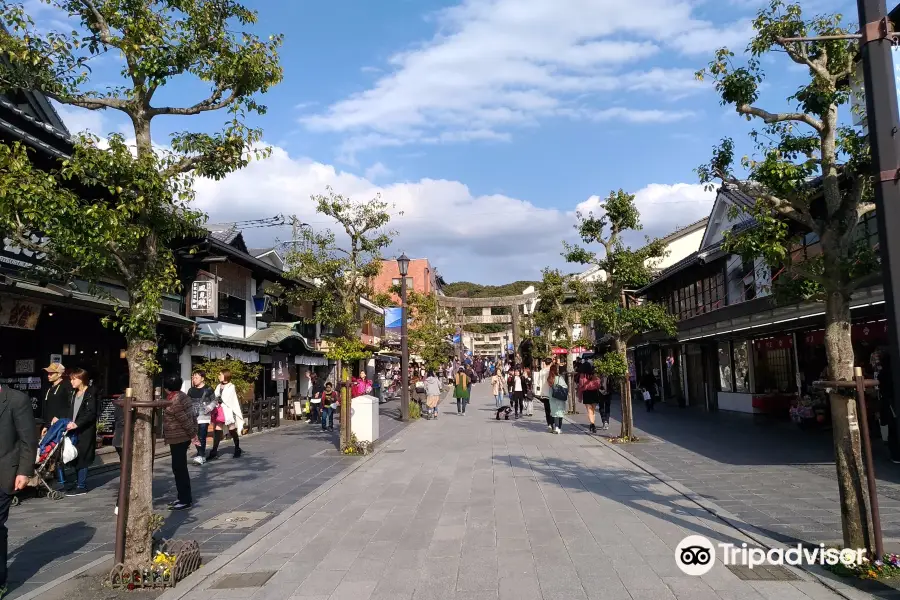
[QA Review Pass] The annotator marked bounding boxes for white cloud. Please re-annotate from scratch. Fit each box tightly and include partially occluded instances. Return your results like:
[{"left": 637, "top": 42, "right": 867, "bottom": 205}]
[
  {"left": 193, "top": 146, "right": 716, "bottom": 283},
  {"left": 302, "top": 0, "right": 746, "bottom": 154},
  {"left": 53, "top": 104, "right": 107, "bottom": 135},
  {"left": 668, "top": 20, "right": 754, "bottom": 56}
]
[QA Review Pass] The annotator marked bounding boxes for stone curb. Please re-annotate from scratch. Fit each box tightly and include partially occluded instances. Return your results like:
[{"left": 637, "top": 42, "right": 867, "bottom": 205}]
[
  {"left": 13, "top": 418, "right": 414, "bottom": 600},
  {"left": 156, "top": 418, "right": 419, "bottom": 600},
  {"left": 564, "top": 415, "right": 868, "bottom": 600}
]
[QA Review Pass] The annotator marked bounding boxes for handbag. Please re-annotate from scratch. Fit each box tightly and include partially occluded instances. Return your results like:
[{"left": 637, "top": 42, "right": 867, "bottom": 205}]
[
  {"left": 62, "top": 435, "right": 78, "bottom": 464},
  {"left": 551, "top": 376, "right": 568, "bottom": 402},
  {"left": 213, "top": 405, "right": 226, "bottom": 422}
]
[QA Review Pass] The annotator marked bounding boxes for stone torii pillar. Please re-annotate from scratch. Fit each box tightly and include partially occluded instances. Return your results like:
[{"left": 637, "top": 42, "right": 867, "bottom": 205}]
[{"left": 510, "top": 303, "right": 520, "bottom": 359}]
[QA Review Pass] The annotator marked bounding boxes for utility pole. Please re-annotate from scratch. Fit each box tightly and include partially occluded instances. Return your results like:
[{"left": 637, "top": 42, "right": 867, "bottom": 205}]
[{"left": 858, "top": 0, "right": 900, "bottom": 464}]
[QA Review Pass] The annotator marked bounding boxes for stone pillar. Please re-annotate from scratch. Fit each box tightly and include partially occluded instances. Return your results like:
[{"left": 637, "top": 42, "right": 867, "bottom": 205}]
[{"left": 511, "top": 303, "right": 520, "bottom": 359}]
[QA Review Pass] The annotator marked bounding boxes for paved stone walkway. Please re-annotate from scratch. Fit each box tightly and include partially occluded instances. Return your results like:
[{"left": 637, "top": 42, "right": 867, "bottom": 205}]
[
  {"left": 566, "top": 397, "right": 900, "bottom": 547},
  {"left": 6, "top": 402, "right": 407, "bottom": 599},
  {"left": 161, "top": 385, "right": 848, "bottom": 600}
]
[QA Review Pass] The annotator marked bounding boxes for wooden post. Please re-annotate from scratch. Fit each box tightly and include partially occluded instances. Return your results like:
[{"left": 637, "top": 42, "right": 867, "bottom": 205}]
[{"left": 855, "top": 366, "right": 884, "bottom": 560}]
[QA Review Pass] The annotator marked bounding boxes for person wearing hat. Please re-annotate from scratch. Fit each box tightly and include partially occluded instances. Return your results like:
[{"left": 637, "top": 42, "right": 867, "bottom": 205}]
[{"left": 40, "top": 363, "right": 72, "bottom": 440}]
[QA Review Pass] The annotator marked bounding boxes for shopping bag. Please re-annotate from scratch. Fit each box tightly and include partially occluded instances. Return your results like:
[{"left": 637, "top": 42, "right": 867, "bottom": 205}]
[{"left": 62, "top": 435, "right": 78, "bottom": 464}]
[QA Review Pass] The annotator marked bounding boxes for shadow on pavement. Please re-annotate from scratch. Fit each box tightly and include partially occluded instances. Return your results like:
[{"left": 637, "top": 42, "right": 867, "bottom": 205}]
[{"left": 6, "top": 521, "right": 96, "bottom": 593}]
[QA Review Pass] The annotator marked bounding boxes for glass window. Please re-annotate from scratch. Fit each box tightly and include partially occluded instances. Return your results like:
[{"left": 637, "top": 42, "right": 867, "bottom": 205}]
[
  {"left": 718, "top": 341, "right": 733, "bottom": 392},
  {"left": 733, "top": 340, "right": 750, "bottom": 392},
  {"left": 392, "top": 277, "right": 414, "bottom": 288},
  {"left": 218, "top": 293, "right": 246, "bottom": 326}
]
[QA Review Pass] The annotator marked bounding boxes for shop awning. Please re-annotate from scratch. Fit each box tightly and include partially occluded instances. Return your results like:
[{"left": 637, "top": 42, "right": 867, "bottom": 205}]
[
  {"left": 295, "top": 355, "right": 328, "bottom": 366},
  {"left": 0, "top": 277, "right": 193, "bottom": 327}
]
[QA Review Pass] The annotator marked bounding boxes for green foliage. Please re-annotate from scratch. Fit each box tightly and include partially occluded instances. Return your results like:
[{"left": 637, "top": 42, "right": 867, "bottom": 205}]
[
  {"left": 406, "top": 290, "right": 455, "bottom": 371},
  {"left": 532, "top": 268, "right": 587, "bottom": 350},
  {"left": 696, "top": 1, "right": 875, "bottom": 305},
  {"left": 341, "top": 432, "right": 373, "bottom": 455},
  {"left": 408, "top": 400, "right": 421, "bottom": 420},
  {"left": 193, "top": 358, "right": 261, "bottom": 399},
  {"left": 283, "top": 187, "right": 395, "bottom": 347},
  {"left": 564, "top": 190, "right": 675, "bottom": 342},
  {"left": 325, "top": 337, "right": 370, "bottom": 362},
  {"left": 0, "top": 0, "right": 282, "bottom": 349},
  {"left": 593, "top": 352, "right": 628, "bottom": 379}
]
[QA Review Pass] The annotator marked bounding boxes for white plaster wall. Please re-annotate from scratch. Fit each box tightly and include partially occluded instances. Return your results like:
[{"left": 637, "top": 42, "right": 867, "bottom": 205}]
[{"left": 656, "top": 228, "right": 704, "bottom": 270}]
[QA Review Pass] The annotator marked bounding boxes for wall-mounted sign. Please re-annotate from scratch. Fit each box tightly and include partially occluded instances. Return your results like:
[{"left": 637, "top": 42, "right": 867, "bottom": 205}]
[
  {"left": 1, "top": 234, "right": 47, "bottom": 270},
  {"left": 190, "top": 278, "right": 218, "bottom": 318},
  {"left": 271, "top": 353, "right": 290, "bottom": 381},
  {"left": 15, "top": 359, "right": 35, "bottom": 374},
  {"left": 0, "top": 297, "right": 41, "bottom": 329}
]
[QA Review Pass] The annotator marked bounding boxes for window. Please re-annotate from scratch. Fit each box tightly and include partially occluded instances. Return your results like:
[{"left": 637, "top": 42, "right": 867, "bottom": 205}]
[
  {"left": 733, "top": 341, "right": 750, "bottom": 392},
  {"left": 391, "top": 277, "right": 413, "bottom": 288},
  {"left": 218, "top": 293, "right": 246, "bottom": 326},
  {"left": 718, "top": 341, "right": 733, "bottom": 392},
  {"left": 664, "top": 271, "right": 726, "bottom": 321}
]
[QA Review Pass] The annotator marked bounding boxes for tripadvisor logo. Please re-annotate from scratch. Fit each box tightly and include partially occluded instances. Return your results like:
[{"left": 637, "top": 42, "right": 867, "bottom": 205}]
[{"left": 675, "top": 536, "right": 867, "bottom": 576}]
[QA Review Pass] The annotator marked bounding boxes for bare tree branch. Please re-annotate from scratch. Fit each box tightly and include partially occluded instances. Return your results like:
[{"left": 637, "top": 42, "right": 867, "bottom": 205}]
[
  {"left": 718, "top": 174, "right": 817, "bottom": 230},
  {"left": 79, "top": 0, "right": 113, "bottom": 45},
  {"left": 776, "top": 39, "right": 834, "bottom": 83},
  {"left": 149, "top": 83, "right": 237, "bottom": 116},
  {"left": 737, "top": 103, "right": 824, "bottom": 132},
  {"left": 858, "top": 201, "right": 876, "bottom": 219},
  {"left": 44, "top": 90, "right": 128, "bottom": 111}
]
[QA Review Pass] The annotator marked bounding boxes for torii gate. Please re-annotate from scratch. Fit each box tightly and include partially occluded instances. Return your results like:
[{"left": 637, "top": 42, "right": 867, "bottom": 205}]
[{"left": 438, "top": 292, "right": 538, "bottom": 356}]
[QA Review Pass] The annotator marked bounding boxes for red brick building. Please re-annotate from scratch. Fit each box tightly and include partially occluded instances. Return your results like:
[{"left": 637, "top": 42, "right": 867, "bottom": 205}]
[{"left": 372, "top": 258, "right": 443, "bottom": 303}]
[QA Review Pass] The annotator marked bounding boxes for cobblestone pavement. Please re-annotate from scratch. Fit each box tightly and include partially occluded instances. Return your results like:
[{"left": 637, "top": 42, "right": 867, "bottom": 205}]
[
  {"left": 565, "top": 396, "right": 900, "bottom": 547},
  {"left": 5, "top": 401, "right": 407, "bottom": 599},
  {"left": 160, "top": 384, "right": 848, "bottom": 600}
]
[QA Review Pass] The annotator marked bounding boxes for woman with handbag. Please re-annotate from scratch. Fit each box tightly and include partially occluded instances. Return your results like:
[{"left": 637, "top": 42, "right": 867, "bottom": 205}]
[
  {"left": 547, "top": 360, "right": 568, "bottom": 434},
  {"left": 62, "top": 368, "right": 98, "bottom": 495},
  {"left": 534, "top": 358, "right": 555, "bottom": 431},
  {"left": 579, "top": 364, "right": 602, "bottom": 433},
  {"left": 208, "top": 369, "right": 243, "bottom": 460}
]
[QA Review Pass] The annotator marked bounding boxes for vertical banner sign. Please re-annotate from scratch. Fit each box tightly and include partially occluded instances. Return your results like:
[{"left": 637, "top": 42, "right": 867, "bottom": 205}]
[
  {"left": 385, "top": 307, "right": 402, "bottom": 342},
  {"left": 190, "top": 277, "right": 218, "bottom": 318}
]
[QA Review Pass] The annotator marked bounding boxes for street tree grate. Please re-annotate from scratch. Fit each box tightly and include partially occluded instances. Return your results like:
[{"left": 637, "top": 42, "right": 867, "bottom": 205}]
[
  {"left": 726, "top": 564, "right": 801, "bottom": 581},
  {"left": 199, "top": 511, "right": 272, "bottom": 530},
  {"left": 210, "top": 571, "right": 277, "bottom": 589},
  {"left": 385, "top": 449, "right": 406, "bottom": 454}
]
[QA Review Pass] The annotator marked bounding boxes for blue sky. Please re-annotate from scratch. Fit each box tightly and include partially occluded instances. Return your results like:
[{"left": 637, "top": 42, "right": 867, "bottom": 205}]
[{"left": 37, "top": 0, "right": 853, "bottom": 283}]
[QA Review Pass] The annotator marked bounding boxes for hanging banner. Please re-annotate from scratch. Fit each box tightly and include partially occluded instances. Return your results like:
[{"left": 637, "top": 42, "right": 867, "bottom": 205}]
[
  {"left": 271, "top": 353, "right": 291, "bottom": 381},
  {"left": 0, "top": 297, "right": 41, "bottom": 329},
  {"left": 385, "top": 307, "right": 402, "bottom": 342},
  {"left": 189, "top": 275, "right": 218, "bottom": 318}
]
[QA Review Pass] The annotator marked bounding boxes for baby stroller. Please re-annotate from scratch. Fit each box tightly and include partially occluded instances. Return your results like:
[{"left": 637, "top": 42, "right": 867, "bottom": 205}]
[{"left": 12, "top": 420, "right": 77, "bottom": 506}]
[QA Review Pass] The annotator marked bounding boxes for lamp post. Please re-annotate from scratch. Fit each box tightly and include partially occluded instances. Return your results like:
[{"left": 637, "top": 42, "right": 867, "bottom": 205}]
[{"left": 398, "top": 253, "right": 410, "bottom": 421}]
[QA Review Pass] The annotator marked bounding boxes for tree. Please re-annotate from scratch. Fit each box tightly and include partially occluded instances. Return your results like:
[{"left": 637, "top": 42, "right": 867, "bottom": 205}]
[
  {"left": 283, "top": 187, "right": 394, "bottom": 449},
  {"left": 0, "top": 0, "right": 281, "bottom": 565},
  {"left": 695, "top": 0, "right": 875, "bottom": 550},
  {"left": 564, "top": 190, "right": 675, "bottom": 440},
  {"left": 532, "top": 268, "right": 590, "bottom": 408}
]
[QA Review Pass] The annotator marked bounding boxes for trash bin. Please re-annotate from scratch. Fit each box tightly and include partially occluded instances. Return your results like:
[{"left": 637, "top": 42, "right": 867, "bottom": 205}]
[{"left": 351, "top": 394, "right": 379, "bottom": 443}]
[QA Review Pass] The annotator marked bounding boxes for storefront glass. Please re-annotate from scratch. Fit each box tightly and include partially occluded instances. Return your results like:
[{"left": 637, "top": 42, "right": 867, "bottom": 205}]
[
  {"left": 717, "top": 341, "right": 732, "bottom": 392},
  {"left": 733, "top": 340, "right": 751, "bottom": 392}
]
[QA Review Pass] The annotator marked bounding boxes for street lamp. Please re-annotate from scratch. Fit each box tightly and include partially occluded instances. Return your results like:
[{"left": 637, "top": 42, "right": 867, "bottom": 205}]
[{"left": 398, "top": 253, "right": 410, "bottom": 421}]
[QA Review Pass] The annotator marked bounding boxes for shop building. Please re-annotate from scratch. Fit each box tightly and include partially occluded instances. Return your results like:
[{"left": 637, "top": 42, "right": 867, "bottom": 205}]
[{"left": 630, "top": 185, "right": 886, "bottom": 420}]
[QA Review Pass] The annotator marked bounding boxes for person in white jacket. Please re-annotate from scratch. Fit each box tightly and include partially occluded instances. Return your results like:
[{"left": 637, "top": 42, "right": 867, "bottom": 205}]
[
  {"left": 208, "top": 369, "right": 244, "bottom": 459},
  {"left": 534, "top": 358, "right": 555, "bottom": 432}
]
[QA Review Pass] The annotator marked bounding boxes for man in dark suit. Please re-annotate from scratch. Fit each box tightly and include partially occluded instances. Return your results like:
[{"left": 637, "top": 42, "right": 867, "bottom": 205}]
[{"left": 0, "top": 383, "right": 37, "bottom": 598}]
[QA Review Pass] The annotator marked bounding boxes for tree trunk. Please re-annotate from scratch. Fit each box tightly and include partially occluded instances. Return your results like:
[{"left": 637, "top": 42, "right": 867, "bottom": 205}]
[
  {"left": 339, "top": 361, "right": 351, "bottom": 449},
  {"left": 824, "top": 287, "right": 873, "bottom": 550},
  {"left": 123, "top": 338, "right": 157, "bottom": 565},
  {"left": 616, "top": 338, "right": 633, "bottom": 439}
]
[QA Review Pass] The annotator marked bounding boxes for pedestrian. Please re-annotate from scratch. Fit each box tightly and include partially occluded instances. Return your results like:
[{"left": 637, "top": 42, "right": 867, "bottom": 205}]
[
  {"left": 188, "top": 371, "right": 217, "bottom": 465},
  {"left": 425, "top": 369, "right": 443, "bottom": 419},
  {"left": 319, "top": 382, "right": 338, "bottom": 431},
  {"left": 63, "top": 368, "right": 98, "bottom": 496},
  {"left": 598, "top": 373, "right": 611, "bottom": 431},
  {"left": 510, "top": 368, "right": 525, "bottom": 418},
  {"left": 454, "top": 368, "right": 471, "bottom": 415},
  {"left": 491, "top": 370, "right": 505, "bottom": 408},
  {"left": 40, "top": 363, "right": 72, "bottom": 440},
  {"left": 308, "top": 371, "right": 322, "bottom": 425},
  {"left": 161, "top": 375, "right": 198, "bottom": 511},
  {"left": 209, "top": 369, "right": 243, "bottom": 460},
  {"left": 534, "top": 358, "right": 554, "bottom": 431},
  {"left": 579, "top": 364, "right": 602, "bottom": 433},
  {"left": 547, "top": 360, "right": 568, "bottom": 434},
  {"left": 523, "top": 367, "right": 534, "bottom": 416},
  {"left": 879, "top": 353, "right": 900, "bottom": 463},
  {"left": 0, "top": 381, "right": 37, "bottom": 599}
]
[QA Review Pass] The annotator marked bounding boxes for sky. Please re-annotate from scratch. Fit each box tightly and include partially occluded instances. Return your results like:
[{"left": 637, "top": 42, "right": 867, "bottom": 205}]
[{"left": 32, "top": 0, "right": 852, "bottom": 284}]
